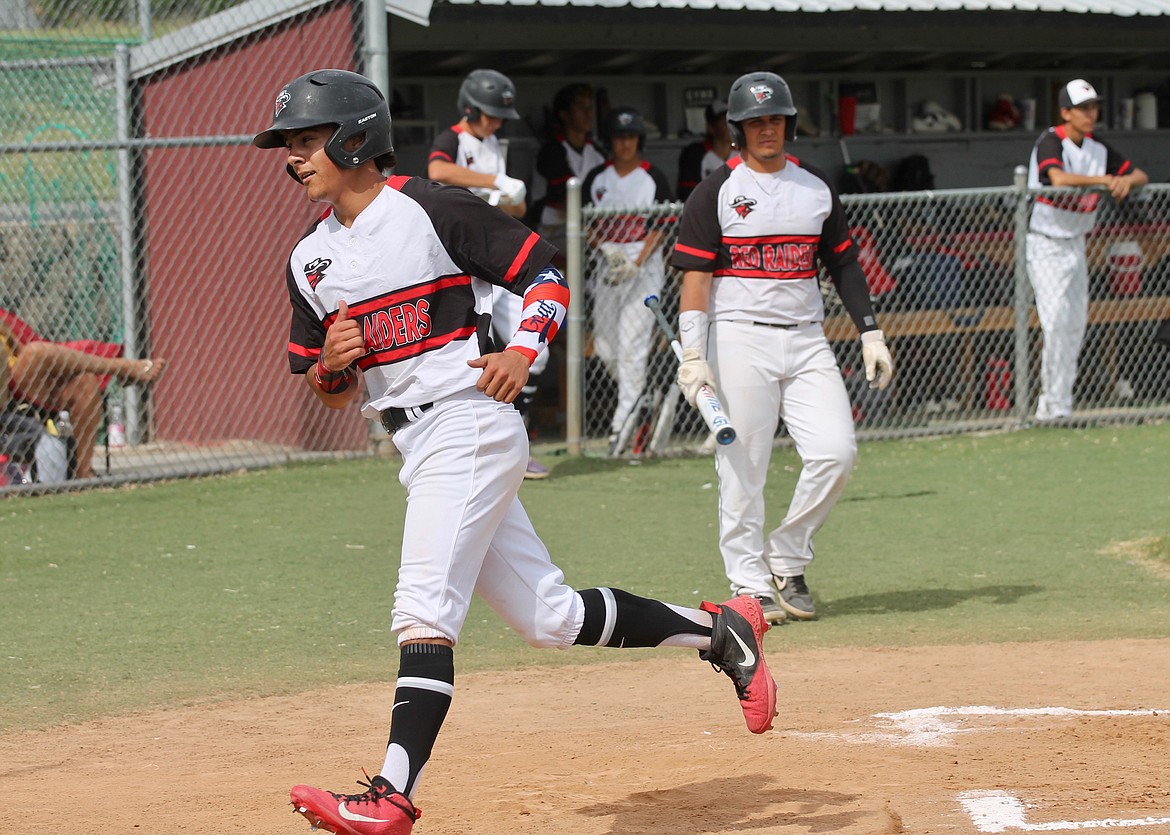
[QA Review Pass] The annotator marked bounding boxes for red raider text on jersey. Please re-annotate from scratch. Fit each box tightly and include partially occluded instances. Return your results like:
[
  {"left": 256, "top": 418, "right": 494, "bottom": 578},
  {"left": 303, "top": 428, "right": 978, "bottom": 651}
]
[
  {"left": 285, "top": 176, "right": 557, "bottom": 418},
  {"left": 671, "top": 155, "right": 859, "bottom": 327}
]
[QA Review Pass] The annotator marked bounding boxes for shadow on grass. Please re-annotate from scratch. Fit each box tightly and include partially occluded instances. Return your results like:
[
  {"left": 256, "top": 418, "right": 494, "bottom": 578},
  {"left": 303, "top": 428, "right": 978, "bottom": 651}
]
[
  {"left": 839, "top": 489, "right": 937, "bottom": 503},
  {"left": 549, "top": 456, "right": 673, "bottom": 478},
  {"left": 826, "top": 584, "right": 1043, "bottom": 616}
]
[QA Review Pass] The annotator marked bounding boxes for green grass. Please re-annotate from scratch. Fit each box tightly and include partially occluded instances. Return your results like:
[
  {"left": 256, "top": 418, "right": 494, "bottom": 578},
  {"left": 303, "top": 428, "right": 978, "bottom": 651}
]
[{"left": 2, "top": 423, "right": 1169, "bottom": 732}]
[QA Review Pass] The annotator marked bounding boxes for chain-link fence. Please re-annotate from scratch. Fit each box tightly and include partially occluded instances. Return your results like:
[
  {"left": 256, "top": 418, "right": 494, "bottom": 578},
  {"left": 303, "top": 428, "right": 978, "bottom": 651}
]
[
  {"left": 2, "top": 0, "right": 370, "bottom": 494},
  {"left": 4, "top": 5, "right": 1170, "bottom": 491},
  {"left": 572, "top": 177, "right": 1170, "bottom": 457}
]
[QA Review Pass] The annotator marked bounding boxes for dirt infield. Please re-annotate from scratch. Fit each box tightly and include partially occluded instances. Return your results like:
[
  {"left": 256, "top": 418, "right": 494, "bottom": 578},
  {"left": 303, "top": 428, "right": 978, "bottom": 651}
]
[{"left": 3, "top": 638, "right": 1169, "bottom": 834}]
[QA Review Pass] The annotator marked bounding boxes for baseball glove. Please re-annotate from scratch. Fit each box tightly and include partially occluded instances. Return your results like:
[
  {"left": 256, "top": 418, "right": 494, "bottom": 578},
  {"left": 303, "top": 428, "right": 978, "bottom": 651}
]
[{"left": 599, "top": 242, "right": 639, "bottom": 286}]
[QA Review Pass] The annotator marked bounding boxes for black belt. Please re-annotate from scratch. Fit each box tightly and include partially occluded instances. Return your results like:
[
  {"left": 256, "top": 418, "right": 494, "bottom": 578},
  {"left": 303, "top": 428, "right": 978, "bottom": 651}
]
[
  {"left": 380, "top": 402, "right": 434, "bottom": 432},
  {"left": 730, "top": 319, "right": 801, "bottom": 330}
]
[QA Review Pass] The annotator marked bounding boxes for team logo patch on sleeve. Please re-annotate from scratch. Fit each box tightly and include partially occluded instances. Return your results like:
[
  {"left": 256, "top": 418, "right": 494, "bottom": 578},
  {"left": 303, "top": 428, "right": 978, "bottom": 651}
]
[
  {"left": 729, "top": 195, "right": 757, "bottom": 218},
  {"left": 304, "top": 257, "right": 332, "bottom": 289}
]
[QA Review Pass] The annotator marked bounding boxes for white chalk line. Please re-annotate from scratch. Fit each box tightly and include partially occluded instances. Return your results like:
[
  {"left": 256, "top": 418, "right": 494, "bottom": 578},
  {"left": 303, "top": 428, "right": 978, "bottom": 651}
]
[
  {"left": 786, "top": 705, "right": 1167, "bottom": 747},
  {"left": 959, "top": 790, "right": 1170, "bottom": 832}
]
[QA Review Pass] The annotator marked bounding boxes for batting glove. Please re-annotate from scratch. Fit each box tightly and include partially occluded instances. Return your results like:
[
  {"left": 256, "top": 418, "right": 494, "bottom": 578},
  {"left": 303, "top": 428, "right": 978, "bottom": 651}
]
[
  {"left": 493, "top": 174, "right": 527, "bottom": 206},
  {"left": 599, "top": 242, "right": 639, "bottom": 285},
  {"left": 861, "top": 329, "right": 894, "bottom": 390},
  {"left": 677, "top": 348, "right": 716, "bottom": 407}
]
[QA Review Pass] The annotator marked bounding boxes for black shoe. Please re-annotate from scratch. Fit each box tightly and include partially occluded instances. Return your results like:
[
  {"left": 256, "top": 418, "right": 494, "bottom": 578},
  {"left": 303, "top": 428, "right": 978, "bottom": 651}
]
[
  {"left": 754, "top": 594, "right": 787, "bottom": 625},
  {"left": 775, "top": 574, "right": 815, "bottom": 620}
]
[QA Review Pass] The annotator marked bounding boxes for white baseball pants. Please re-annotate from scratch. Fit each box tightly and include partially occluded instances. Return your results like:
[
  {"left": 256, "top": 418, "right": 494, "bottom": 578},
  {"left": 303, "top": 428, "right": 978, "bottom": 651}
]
[
  {"left": 591, "top": 246, "right": 665, "bottom": 435},
  {"left": 1026, "top": 232, "right": 1088, "bottom": 420},
  {"left": 708, "top": 321, "right": 856, "bottom": 597},
  {"left": 389, "top": 393, "right": 582, "bottom": 647}
]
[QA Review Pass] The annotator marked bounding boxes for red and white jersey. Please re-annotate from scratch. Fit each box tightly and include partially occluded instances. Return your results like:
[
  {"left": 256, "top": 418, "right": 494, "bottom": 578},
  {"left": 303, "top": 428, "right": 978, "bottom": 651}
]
[
  {"left": 1028, "top": 125, "right": 1133, "bottom": 239},
  {"left": 671, "top": 155, "right": 858, "bottom": 326},
  {"left": 285, "top": 176, "right": 557, "bottom": 418},
  {"left": 532, "top": 134, "right": 606, "bottom": 226},
  {"left": 581, "top": 160, "right": 673, "bottom": 242},
  {"left": 428, "top": 123, "right": 506, "bottom": 202}
]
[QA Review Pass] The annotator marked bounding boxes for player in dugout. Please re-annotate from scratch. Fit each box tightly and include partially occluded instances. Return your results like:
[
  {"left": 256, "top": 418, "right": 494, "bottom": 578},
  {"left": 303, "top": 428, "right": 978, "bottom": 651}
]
[{"left": 427, "top": 68, "right": 549, "bottom": 478}]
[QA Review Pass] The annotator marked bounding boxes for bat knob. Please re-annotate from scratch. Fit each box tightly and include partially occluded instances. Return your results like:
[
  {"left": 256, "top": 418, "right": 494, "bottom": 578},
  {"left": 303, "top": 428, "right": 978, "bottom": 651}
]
[
  {"left": 715, "top": 426, "right": 736, "bottom": 445},
  {"left": 643, "top": 294, "right": 659, "bottom": 308}
]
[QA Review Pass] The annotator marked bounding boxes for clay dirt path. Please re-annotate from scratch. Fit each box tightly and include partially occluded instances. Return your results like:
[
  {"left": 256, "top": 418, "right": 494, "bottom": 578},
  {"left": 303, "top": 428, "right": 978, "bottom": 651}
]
[{"left": 3, "top": 639, "right": 1170, "bottom": 834}]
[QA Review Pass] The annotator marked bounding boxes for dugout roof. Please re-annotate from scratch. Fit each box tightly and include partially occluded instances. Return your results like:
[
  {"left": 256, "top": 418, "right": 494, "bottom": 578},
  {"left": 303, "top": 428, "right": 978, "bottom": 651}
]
[{"left": 130, "top": 0, "right": 1170, "bottom": 80}]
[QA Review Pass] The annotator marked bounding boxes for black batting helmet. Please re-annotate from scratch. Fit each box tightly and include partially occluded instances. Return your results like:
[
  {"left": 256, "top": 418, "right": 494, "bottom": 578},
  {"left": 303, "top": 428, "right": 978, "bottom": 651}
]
[
  {"left": 459, "top": 69, "right": 520, "bottom": 121},
  {"left": 604, "top": 106, "right": 648, "bottom": 150},
  {"left": 726, "top": 71, "right": 798, "bottom": 147},
  {"left": 605, "top": 106, "right": 647, "bottom": 138},
  {"left": 253, "top": 69, "right": 396, "bottom": 174}
]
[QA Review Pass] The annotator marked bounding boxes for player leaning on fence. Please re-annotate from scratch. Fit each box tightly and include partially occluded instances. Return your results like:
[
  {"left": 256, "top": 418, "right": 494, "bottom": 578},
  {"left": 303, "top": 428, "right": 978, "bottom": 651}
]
[
  {"left": 254, "top": 68, "right": 778, "bottom": 835},
  {"left": 582, "top": 106, "right": 674, "bottom": 454},
  {"left": 671, "top": 71, "right": 894, "bottom": 625},
  {"left": 1026, "top": 79, "right": 1148, "bottom": 423}
]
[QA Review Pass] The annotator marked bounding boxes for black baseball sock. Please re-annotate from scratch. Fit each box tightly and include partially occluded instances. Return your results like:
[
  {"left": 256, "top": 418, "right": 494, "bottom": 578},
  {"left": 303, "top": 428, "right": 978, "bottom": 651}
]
[
  {"left": 574, "top": 587, "right": 712, "bottom": 649},
  {"left": 380, "top": 643, "right": 454, "bottom": 799}
]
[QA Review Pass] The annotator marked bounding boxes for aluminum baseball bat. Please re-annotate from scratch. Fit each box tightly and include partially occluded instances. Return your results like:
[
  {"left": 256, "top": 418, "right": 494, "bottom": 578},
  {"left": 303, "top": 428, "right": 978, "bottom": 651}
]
[{"left": 643, "top": 295, "right": 736, "bottom": 445}]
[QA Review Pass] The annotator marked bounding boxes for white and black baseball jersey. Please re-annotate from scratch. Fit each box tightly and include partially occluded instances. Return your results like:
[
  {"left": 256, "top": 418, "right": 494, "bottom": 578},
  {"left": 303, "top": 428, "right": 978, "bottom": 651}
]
[
  {"left": 677, "top": 139, "right": 731, "bottom": 201},
  {"left": 428, "top": 124, "right": 506, "bottom": 202},
  {"left": 532, "top": 133, "right": 606, "bottom": 226},
  {"left": 671, "top": 155, "right": 876, "bottom": 333},
  {"left": 286, "top": 176, "right": 560, "bottom": 419},
  {"left": 581, "top": 160, "right": 673, "bottom": 237},
  {"left": 1028, "top": 125, "right": 1134, "bottom": 239}
]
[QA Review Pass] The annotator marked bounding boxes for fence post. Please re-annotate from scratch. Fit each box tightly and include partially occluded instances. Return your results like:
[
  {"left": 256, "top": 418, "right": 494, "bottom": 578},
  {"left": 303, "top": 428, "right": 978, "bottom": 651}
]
[
  {"left": 363, "top": 0, "right": 389, "bottom": 100},
  {"left": 565, "top": 177, "right": 583, "bottom": 456},
  {"left": 115, "top": 43, "right": 143, "bottom": 445},
  {"left": 1011, "top": 164, "right": 1031, "bottom": 426}
]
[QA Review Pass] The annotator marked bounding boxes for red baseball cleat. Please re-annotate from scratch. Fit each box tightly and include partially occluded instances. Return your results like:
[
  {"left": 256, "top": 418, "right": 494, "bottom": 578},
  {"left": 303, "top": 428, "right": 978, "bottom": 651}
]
[
  {"left": 700, "top": 595, "right": 779, "bottom": 734},
  {"left": 290, "top": 773, "right": 420, "bottom": 835}
]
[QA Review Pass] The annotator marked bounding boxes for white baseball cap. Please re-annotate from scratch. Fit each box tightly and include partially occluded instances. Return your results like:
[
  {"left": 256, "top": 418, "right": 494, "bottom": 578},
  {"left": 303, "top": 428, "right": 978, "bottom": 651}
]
[{"left": 1059, "top": 79, "right": 1102, "bottom": 109}]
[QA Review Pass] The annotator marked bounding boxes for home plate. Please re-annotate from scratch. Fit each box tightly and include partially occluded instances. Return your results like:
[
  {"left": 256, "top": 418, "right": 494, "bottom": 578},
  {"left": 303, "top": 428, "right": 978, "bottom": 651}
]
[{"left": 959, "top": 790, "right": 1170, "bottom": 832}]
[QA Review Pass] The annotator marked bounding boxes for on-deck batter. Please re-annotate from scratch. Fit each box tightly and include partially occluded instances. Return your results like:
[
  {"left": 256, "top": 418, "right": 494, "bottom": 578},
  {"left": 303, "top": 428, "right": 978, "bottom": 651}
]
[
  {"left": 253, "top": 69, "right": 778, "bottom": 835},
  {"left": 671, "top": 71, "right": 893, "bottom": 625}
]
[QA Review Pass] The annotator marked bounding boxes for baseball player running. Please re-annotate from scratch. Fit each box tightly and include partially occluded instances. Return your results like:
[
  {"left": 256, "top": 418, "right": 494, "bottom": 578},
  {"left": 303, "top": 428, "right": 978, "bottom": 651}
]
[
  {"left": 254, "top": 69, "right": 777, "bottom": 835},
  {"left": 581, "top": 106, "right": 673, "bottom": 453},
  {"left": 427, "top": 69, "right": 549, "bottom": 478},
  {"left": 671, "top": 71, "right": 893, "bottom": 624},
  {"left": 1026, "top": 78, "right": 1148, "bottom": 422}
]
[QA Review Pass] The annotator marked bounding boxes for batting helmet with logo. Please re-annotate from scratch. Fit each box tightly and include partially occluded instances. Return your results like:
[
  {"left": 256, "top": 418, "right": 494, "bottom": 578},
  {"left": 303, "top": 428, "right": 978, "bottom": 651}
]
[
  {"left": 459, "top": 69, "right": 521, "bottom": 122},
  {"left": 252, "top": 69, "right": 396, "bottom": 174},
  {"left": 726, "top": 71, "right": 798, "bottom": 148},
  {"left": 605, "top": 106, "right": 647, "bottom": 138}
]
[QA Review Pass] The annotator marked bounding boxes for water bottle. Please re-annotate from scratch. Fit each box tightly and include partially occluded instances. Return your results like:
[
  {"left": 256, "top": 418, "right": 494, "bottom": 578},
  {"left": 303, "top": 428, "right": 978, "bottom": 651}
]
[
  {"left": 57, "top": 410, "right": 73, "bottom": 439},
  {"left": 56, "top": 410, "right": 77, "bottom": 479},
  {"left": 108, "top": 399, "right": 126, "bottom": 448}
]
